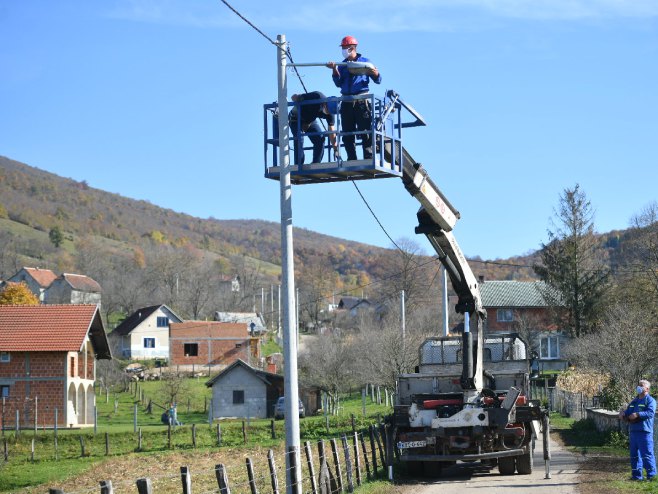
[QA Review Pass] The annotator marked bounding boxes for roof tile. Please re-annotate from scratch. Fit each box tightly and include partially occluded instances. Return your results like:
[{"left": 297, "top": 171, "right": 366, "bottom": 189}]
[{"left": 0, "top": 304, "right": 99, "bottom": 352}]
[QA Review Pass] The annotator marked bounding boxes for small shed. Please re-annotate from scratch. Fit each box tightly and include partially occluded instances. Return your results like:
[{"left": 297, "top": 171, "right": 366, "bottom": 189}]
[{"left": 206, "top": 359, "right": 283, "bottom": 419}]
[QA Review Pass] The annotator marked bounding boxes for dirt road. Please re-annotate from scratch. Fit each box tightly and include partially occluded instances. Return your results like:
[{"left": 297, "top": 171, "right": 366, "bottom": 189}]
[{"left": 398, "top": 434, "right": 581, "bottom": 493}]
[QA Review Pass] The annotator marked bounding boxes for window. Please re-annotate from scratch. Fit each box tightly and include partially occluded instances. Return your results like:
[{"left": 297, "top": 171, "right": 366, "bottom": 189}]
[
  {"left": 540, "top": 335, "right": 559, "bottom": 359},
  {"left": 233, "top": 390, "right": 245, "bottom": 404},
  {"left": 184, "top": 343, "right": 199, "bottom": 357},
  {"left": 497, "top": 309, "right": 514, "bottom": 322},
  {"left": 144, "top": 338, "right": 155, "bottom": 348},
  {"left": 235, "top": 343, "right": 242, "bottom": 349},
  {"left": 0, "top": 352, "right": 10, "bottom": 363},
  {"left": 0, "top": 385, "right": 9, "bottom": 398},
  {"left": 157, "top": 316, "right": 169, "bottom": 327}
]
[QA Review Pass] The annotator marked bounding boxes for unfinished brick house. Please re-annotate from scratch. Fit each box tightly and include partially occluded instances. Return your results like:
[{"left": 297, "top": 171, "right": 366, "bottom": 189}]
[
  {"left": 169, "top": 321, "right": 260, "bottom": 372},
  {"left": 0, "top": 305, "right": 111, "bottom": 429}
]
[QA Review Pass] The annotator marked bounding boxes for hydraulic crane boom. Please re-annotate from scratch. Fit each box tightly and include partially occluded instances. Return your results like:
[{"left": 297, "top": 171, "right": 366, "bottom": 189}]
[{"left": 386, "top": 140, "right": 486, "bottom": 392}]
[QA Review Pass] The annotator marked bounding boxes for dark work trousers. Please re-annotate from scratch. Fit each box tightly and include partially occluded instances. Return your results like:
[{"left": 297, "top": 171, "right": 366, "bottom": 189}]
[
  {"left": 291, "top": 119, "right": 324, "bottom": 164},
  {"left": 340, "top": 99, "right": 373, "bottom": 161}
]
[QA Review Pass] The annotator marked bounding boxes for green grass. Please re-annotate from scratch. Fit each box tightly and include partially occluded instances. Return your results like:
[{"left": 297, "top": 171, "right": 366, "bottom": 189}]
[
  {"left": 261, "top": 334, "right": 283, "bottom": 356},
  {"left": 550, "top": 413, "right": 628, "bottom": 456},
  {"left": 0, "top": 383, "right": 392, "bottom": 492}
]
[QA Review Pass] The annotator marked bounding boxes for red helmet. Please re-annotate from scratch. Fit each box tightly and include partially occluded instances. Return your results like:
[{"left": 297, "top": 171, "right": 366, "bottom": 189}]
[{"left": 340, "top": 35, "right": 358, "bottom": 47}]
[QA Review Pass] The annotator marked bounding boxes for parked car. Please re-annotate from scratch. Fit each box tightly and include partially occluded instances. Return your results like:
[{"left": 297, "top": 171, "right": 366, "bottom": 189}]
[{"left": 274, "top": 397, "right": 305, "bottom": 419}]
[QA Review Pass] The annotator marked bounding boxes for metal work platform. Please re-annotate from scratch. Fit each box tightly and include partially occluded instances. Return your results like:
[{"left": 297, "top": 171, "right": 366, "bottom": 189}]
[{"left": 264, "top": 90, "right": 425, "bottom": 185}]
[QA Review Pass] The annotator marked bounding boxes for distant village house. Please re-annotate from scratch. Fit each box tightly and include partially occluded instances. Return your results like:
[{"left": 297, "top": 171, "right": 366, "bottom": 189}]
[
  {"left": 169, "top": 321, "right": 260, "bottom": 372},
  {"left": 109, "top": 305, "right": 183, "bottom": 360}
]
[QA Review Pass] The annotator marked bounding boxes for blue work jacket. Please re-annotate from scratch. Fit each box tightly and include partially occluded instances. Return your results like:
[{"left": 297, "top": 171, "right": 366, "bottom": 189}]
[
  {"left": 332, "top": 54, "right": 382, "bottom": 95},
  {"left": 625, "top": 394, "right": 656, "bottom": 434}
]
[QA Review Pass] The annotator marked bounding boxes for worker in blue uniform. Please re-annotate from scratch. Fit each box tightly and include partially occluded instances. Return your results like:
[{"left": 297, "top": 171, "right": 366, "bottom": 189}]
[
  {"left": 620, "top": 379, "right": 656, "bottom": 480},
  {"left": 289, "top": 91, "right": 339, "bottom": 164},
  {"left": 326, "top": 35, "right": 381, "bottom": 161}
]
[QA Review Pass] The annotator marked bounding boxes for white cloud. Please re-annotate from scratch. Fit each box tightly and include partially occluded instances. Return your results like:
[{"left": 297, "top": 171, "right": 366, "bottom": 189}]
[{"left": 105, "top": 0, "right": 658, "bottom": 32}]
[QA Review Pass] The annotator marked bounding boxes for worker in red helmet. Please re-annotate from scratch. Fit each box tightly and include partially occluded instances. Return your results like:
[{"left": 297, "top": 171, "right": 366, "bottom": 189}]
[{"left": 326, "top": 36, "right": 381, "bottom": 161}]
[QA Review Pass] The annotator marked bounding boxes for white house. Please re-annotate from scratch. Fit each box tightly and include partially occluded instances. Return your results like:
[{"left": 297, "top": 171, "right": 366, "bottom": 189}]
[{"left": 110, "top": 305, "right": 182, "bottom": 360}]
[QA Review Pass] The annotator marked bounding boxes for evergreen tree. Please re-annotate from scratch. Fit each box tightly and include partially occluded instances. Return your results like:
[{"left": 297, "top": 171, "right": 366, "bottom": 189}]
[
  {"left": 49, "top": 226, "right": 64, "bottom": 248},
  {"left": 534, "top": 184, "right": 610, "bottom": 337}
]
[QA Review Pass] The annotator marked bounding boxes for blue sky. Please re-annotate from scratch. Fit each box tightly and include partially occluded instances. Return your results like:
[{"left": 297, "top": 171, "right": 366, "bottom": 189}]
[{"left": 1, "top": 1, "right": 656, "bottom": 260}]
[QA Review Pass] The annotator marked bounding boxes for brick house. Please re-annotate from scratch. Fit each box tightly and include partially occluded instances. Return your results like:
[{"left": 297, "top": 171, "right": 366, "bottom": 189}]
[
  {"left": 44, "top": 273, "right": 102, "bottom": 305},
  {"left": 5, "top": 267, "right": 57, "bottom": 302},
  {"left": 169, "top": 321, "right": 260, "bottom": 372},
  {"left": 480, "top": 280, "right": 567, "bottom": 371},
  {"left": 0, "top": 304, "right": 111, "bottom": 428},
  {"left": 109, "top": 304, "right": 183, "bottom": 360}
]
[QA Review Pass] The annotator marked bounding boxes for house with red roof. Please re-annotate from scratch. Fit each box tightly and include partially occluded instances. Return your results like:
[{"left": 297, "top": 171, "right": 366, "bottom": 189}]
[
  {"left": 0, "top": 304, "right": 111, "bottom": 428},
  {"left": 5, "top": 267, "right": 58, "bottom": 302},
  {"left": 44, "top": 273, "right": 102, "bottom": 305},
  {"left": 169, "top": 321, "right": 260, "bottom": 372},
  {"left": 3, "top": 268, "right": 103, "bottom": 306}
]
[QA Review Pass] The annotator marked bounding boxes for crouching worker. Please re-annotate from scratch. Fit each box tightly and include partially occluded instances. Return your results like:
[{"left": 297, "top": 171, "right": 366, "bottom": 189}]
[
  {"left": 620, "top": 380, "right": 656, "bottom": 481},
  {"left": 289, "top": 91, "right": 339, "bottom": 164}
]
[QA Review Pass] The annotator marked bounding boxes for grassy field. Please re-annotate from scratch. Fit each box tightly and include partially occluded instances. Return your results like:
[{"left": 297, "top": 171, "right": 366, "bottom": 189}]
[{"left": 0, "top": 381, "right": 392, "bottom": 493}]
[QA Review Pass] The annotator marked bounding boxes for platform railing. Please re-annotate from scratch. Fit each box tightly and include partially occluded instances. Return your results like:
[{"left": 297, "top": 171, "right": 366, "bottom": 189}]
[{"left": 263, "top": 92, "right": 407, "bottom": 182}]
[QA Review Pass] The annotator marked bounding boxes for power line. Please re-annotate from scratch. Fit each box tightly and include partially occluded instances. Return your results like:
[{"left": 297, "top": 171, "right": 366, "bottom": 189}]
[{"left": 218, "top": 0, "right": 277, "bottom": 46}]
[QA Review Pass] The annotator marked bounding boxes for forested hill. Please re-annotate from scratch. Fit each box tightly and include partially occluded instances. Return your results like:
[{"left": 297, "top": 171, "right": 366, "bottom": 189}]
[{"left": 0, "top": 155, "right": 538, "bottom": 284}]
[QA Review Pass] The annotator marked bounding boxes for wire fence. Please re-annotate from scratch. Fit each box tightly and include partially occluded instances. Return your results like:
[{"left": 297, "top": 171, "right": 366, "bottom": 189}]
[{"left": 529, "top": 380, "right": 599, "bottom": 421}]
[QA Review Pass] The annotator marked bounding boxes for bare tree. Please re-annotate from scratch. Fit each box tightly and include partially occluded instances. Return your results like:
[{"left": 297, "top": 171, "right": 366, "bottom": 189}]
[
  {"left": 144, "top": 245, "right": 196, "bottom": 311},
  {"left": 297, "top": 256, "right": 342, "bottom": 331},
  {"left": 375, "top": 237, "right": 439, "bottom": 312},
  {"left": 619, "top": 201, "right": 658, "bottom": 310},
  {"left": 157, "top": 371, "right": 193, "bottom": 408},
  {"left": 181, "top": 259, "right": 217, "bottom": 320},
  {"left": 510, "top": 309, "right": 549, "bottom": 355},
  {"left": 351, "top": 306, "right": 430, "bottom": 389},
  {"left": 566, "top": 303, "right": 658, "bottom": 406},
  {"left": 0, "top": 231, "right": 22, "bottom": 279},
  {"left": 299, "top": 333, "right": 357, "bottom": 403},
  {"left": 96, "top": 358, "right": 130, "bottom": 392}
]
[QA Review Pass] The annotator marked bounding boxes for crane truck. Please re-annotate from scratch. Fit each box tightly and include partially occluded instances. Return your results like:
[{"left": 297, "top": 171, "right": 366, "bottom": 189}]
[
  {"left": 263, "top": 89, "right": 551, "bottom": 478},
  {"left": 382, "top": 92, "right": 550, "bottom": 478}
]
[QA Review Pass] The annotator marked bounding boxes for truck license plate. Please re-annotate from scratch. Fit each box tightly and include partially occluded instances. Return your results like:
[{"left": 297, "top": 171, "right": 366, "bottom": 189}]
[{"left": 397, "top": 440, "right": 426, "bottom": 449}]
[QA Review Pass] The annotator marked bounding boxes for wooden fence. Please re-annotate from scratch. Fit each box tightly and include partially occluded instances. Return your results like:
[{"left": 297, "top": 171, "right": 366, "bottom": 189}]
[{"left": 47, "top": 424, "right": 394, "bottom": 494}]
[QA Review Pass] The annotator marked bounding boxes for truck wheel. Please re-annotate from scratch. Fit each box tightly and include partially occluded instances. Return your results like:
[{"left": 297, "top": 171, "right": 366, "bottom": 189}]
[
  {"left": 423, "top": 461, "right": 443, "bottom": 478},
  {"left": 498, "top": 456, "right": 516, "bottom": 475},
  {"left": 516, "top": 450, "right": 533, "bottom": 474}
]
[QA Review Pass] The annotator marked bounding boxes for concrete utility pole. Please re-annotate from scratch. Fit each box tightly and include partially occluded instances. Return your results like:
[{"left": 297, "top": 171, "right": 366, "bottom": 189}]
[
  {"left": 442, "top": 265, "right": 449, "bottom": 336},
  {"left": 276, "top": 34, "right": 301, "bottom": 493},
  {"left": 400, "top": 290, "right": 406, "bottom": 344}
]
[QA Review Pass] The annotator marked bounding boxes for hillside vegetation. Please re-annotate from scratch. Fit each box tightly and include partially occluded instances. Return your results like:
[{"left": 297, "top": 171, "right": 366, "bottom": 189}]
[{"left": 0, "top": 154, "right": 642, "bottom": 325}]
